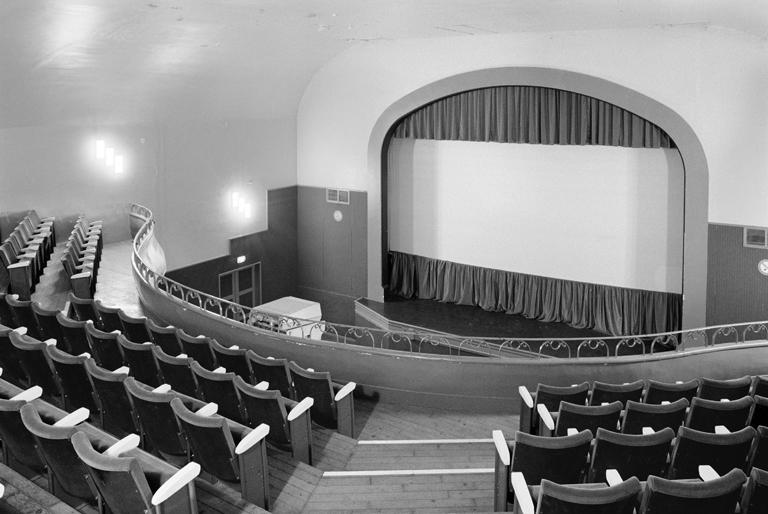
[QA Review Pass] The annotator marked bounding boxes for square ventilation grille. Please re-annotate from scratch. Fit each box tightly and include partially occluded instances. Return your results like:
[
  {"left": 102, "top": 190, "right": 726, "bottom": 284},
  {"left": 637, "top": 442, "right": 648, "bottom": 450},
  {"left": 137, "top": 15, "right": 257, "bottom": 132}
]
[
  {"left": 326, "top": 188, "right": 350, "bottom": 205},
  {"left": 744, "top": 226, "right": 768, "bottom": 249}
]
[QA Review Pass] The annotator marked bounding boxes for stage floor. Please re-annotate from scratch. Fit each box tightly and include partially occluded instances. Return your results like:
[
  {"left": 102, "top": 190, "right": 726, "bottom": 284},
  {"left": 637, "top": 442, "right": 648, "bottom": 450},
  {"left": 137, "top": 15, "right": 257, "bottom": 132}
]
[{"left": 358, "top": 294, "right": 606, "bottom": 339}]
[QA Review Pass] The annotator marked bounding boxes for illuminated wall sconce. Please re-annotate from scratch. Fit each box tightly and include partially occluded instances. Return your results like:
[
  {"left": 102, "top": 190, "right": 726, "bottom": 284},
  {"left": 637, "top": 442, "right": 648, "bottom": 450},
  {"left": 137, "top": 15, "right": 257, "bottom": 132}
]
[
  {"left": 93, "top": 138, "right": 126, "bottom": 176},
  {"left": 236, "top": 255, "right": 246, "bottom": 264},
  {"left": 230, "top": 190, "right": 254, "bottom": 220}
]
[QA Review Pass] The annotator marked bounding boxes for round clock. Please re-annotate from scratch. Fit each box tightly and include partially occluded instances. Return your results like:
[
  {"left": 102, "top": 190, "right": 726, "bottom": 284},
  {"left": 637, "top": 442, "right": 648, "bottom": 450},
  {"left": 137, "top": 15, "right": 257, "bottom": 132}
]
[{"left": 759, "top": 259, "right": 768, "bottom": 276}]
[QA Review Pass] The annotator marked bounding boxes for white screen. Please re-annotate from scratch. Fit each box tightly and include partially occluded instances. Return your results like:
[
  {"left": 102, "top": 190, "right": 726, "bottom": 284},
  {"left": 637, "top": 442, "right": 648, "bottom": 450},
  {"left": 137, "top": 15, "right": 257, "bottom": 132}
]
[{"left": 387, "top": 138, "right": 684, "bottom": 293}]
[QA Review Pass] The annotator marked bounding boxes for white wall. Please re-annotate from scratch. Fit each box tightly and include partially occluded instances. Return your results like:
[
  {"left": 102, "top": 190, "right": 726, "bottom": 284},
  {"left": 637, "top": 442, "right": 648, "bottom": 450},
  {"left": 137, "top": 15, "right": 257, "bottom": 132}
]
[
  {"left": 298, "top": 26, "right": 768, "bottom": 226},
  {"left": 388, "top": 139, "right": 684, "bottom": 292},
  {"left": 0, "top": 117, "right": 297, "bottom": 270}
]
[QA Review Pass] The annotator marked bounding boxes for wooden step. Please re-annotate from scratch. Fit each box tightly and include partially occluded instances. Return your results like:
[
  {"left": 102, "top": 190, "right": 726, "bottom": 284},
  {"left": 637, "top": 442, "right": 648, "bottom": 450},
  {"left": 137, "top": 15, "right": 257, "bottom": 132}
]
[
  {"left": 344, "top": 440, "right": 495, "bottom": 471},
  {"left": 304, "top": 471, "right": 495, "bottom": 512},
  {"left": 311, "top": 428, "right": 358, "bottom": 471}
]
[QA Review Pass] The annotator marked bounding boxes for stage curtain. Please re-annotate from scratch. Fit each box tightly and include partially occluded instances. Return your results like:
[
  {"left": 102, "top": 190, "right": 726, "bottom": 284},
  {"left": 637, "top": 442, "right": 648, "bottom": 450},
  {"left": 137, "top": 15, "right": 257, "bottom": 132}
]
[
  {"left": 388, "top": 251, "right": 682, "bottom": 336},
  {"left": 392, "top": 86, "right": 674, "bottom": 149}
]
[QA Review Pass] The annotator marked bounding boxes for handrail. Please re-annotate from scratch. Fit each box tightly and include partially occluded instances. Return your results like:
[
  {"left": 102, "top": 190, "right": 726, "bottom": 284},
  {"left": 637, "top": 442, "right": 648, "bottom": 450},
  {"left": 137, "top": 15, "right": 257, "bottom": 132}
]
[{"left": 130, "top": 204, "right": 768, "bottom": 360}]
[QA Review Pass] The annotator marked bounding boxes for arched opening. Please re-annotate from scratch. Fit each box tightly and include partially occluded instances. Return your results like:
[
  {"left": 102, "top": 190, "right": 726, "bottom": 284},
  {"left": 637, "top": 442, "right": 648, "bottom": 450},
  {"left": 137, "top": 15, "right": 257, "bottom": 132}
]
[{"left": 365, "top": 67, "right": 708, "bottom": 330}]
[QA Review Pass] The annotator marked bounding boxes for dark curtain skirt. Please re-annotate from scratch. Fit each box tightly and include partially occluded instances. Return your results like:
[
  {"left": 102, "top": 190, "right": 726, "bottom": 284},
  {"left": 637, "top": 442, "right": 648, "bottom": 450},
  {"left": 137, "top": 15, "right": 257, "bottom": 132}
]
[{"left": 387, "top": 251, "right": 682, "bottom": 337}]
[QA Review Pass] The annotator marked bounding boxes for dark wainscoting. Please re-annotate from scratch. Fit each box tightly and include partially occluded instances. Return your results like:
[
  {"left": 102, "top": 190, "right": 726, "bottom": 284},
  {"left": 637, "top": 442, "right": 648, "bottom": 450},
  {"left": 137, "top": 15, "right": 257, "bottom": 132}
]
[
  {"left": 707, "top": 223, "right": 768, "bottom": 325},
  {"left": 296, "top": 186, "right": 367, "bottom": 325},
  {"left": 166, "top": 186, "right": 297, "bottom": 303}
]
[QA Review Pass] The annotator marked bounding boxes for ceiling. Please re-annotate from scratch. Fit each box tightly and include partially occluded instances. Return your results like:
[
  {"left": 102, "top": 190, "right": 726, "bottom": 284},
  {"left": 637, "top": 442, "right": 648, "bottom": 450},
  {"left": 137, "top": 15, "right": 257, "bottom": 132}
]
[{"left": 0, "top": 0, "right": 766, "bottom": 128}]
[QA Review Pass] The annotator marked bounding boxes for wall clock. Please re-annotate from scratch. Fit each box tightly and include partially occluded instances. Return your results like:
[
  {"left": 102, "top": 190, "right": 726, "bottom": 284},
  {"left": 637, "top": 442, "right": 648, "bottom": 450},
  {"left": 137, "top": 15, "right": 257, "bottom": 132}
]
[{"left": 759, "top": 259, "right": 768, "bottom": 276}]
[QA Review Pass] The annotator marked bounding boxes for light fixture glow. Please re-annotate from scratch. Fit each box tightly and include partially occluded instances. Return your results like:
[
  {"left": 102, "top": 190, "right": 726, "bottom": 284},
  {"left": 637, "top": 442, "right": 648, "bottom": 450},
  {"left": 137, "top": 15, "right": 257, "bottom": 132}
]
[
  {"left": 231, "top": 191, "right": 241, "bottom": 209},
  {"left": 236, "top": 255, "right": 246, "bottom": 264},
  {"left": 114, "top": 155, "right": 124, "bottom": 174},
  {"left": 244, "top": 202, "right": 253, "bottom": 219},
  {"left": 95, "top": 139, "right": 105, "bottom": 159},
  {"left": 105, "top": 147, "right": 115, "bottom": 166}
]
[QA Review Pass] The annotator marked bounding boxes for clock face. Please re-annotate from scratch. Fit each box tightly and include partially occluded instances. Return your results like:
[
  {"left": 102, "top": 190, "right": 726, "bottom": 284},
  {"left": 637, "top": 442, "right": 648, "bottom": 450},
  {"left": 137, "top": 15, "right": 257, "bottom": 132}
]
[{"left": 760, "top": 259, "right": 768, "bottom": 276}]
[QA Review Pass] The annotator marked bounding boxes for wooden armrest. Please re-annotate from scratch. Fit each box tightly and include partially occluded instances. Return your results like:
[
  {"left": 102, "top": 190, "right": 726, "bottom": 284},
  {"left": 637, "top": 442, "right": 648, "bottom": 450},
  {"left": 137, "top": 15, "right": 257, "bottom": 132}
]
[
  {"left": 287, "top": 397, "right": 314, "bottom": 422},
  {"left": 334, "top": 381, "right": 356, "bottom": 401},
  {"left": 518, "top": 386, "right": 534, "bottom": 409},
  {"left": 176, "top": 353, "right": 188, "bottom": 358},
  {"left": 0, "top": 482, "right": 4, "bottom": 498},
  {"left": 213, "top": 367, "right": 226, "bottom": 374},
  {"left": 54, "top": 407, "right": 90, "bottom": 427},
  {"left": 150, "top": 462, "right": 201, "bottom": 507},
  {"left": 11, "top": 386, "right": 43, "bottom": 402},
  {"left": 536, "top": 404, "right": 555, "bottom": 432},
  {"left": 104, "top": 434, "right": 141, "bottom": 457},
  {"left": 255, "top": 381, "right": 269, "bottom": 391},
  {"left": 606, "top": 469, "right": 623, "bottom": 486},
  {"left": 307, "top": 368, "right": 314, "bottom": 372},
  {"left": 44, "top": 339, "right": 56, "bottom": 346},
  {"left": 492, "top": 430, "right": 510, "bottom": 466},
  {"left": 267, "top": 356, "right": 275, "bottom": 360},
  {"left": 71, "top": 271, "right": 92, "bottom": 280},
  {"left": 661, "top": 401, "right": 670, "bottom": 405},
  {"left": 230, "top": 345, "right": 239, "bottom": 350},
  {"left": 642, "top": 427, "right": 655, "bottom": 435},
  {"left": 699, "top": 465, "right": 720, "bottom": 482},
  {"left": 110, "top": 330, "right": 121, "bottom": 334},
  {"left": 195, "top": 403, "right": 218, "bottom": 417},
  {"left": 153, "top": 384, "right": 172, "bottom": 393},
  {"left": 720, "top": 398, "right": 730, "bottom": 402},
  {"left": 113, "top": 366, "right": 129, "bottom": 375},
  {"left": 79, "top": 352, "right": 91, "bottom": 358},
  {"left": 675, "top": 380, "right": 683, "bottom": 384},
  {"left": 714, "top": 425, "right": 730, "bottom": 434},
  {"left": 566, "top": 428, "right": 578, "bottom": 436},
  {"left": 13, "top": 326, "right": 28, "bottom": 335},
  {"left": 234, "top": 424, "right": 270, "bottom": 455},
  {"left": 510, "top": 472, "right": 534, "bottom": 514}
]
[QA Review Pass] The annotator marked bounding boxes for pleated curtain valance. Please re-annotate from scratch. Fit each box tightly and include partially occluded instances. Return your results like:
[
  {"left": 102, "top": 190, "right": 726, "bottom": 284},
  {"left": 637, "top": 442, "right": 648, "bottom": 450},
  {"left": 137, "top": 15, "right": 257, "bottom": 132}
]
[
  {"left": 388, "top": 251, "right": 682, "bottom": 337},
  {"left": 392, "top": 86, "right": 675, "bottom": 149}
]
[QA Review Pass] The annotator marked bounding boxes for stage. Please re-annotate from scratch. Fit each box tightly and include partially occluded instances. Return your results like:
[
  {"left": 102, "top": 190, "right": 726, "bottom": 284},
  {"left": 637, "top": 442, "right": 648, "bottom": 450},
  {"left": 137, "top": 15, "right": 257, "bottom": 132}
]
[{"left": 355, "top": 293, "right": 606, "bottom": 340}]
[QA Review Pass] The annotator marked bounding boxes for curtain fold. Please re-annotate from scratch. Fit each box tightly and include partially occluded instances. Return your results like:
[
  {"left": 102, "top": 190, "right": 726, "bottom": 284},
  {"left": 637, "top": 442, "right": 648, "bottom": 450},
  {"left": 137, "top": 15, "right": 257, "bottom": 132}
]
[
  {"left": 388, "top": 251, "right": 682, "bottom": 337},
  {"left": 393, "top": 85, "right": 674, "bottom": 149}
]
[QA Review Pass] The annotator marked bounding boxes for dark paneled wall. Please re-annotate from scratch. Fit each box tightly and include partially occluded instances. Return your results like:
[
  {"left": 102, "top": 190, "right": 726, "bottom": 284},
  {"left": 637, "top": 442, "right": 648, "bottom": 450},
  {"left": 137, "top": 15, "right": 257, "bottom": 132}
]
[
  {"left": 296, "top": 186, "right": 367, "bottom": 325},
  {"left": 166, "top": 186, "right": 297, "bottom": 303},
  {"left": 707, "top": 223, "right": 768, "bottom": 325}
]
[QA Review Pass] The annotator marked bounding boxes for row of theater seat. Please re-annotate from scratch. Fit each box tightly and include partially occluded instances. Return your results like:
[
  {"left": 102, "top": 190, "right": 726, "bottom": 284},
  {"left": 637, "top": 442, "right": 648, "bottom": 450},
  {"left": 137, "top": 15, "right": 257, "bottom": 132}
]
[
  {"left": 519, "top": 376, "right": 768, "bottom": 435},
  {"left": 2, "top": 292, "right": 357, "bottom": 439},
  {"left": 495, "top": 377, "right": 768, "bottom": 513},
  {"left": 0, "top": 374, "right": 209, "bottom": 512},
  {"left": 0, "top": 212, "right": 55, "bottom": 300},
  {"left": 60, "top": 216, "right": 103, "bottom": 299},
  {"left": 0, "top": 294, "right": 358, "bottom": 510}
]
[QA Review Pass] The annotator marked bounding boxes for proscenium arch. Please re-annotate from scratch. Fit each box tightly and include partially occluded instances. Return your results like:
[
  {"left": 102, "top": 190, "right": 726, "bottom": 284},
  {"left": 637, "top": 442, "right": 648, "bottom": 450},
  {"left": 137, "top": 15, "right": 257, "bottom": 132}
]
[{"left": 365, "top": 67, "right": 708, "bottom": 330}]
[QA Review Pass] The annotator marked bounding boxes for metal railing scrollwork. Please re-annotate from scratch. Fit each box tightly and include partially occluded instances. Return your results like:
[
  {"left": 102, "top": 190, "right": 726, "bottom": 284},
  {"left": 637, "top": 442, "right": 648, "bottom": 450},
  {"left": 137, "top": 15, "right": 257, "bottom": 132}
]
[{"left": 130, "top": 203, "right": 768, "bottom": 361}]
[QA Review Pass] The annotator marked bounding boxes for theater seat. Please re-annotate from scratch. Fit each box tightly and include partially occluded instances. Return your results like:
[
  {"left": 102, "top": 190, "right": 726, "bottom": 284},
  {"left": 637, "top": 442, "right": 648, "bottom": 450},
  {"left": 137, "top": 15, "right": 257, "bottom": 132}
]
[
  {"left": 209, "top": 339, "right": 252, "bottom": 382},
  {"left": 93, "top": 299, "right": 123, "bottom": 333},
  {"left": 70, "top": 430, "right": 201, "bottom": 514},
  {"left": 518, "top": 382, "right": 590, "bottom": 435},
  {"left": 668, "top": 425, "right": 755, "bottom": 478},
  {"left": 621, "top": 398, "right": 689, "bottom": 435},
  {"left": 30, "top": 302, "right": 63, "bottom": 342},
  {"left": 55, "top": 312, "right": 91, "bottom": 355},
  {"left": 742, "top": 467, "right": 768, "bottom": 514},
  {"left": 151, "top": 346, "right": 199, "bottom": 398},
  {"left": 85, "top": 321, "right": 124, "bottom": 372},
  {"left": 0, "top": 326, "right": 30, "bottom": 387},
  {"left": 123, "top": 378, "right": 189, "bottom": 462},
  {"left": 638, "top": 468, "right": 746, "bottom": 514},
  {"left": 5, "top": 294, "right": 42, "bottom": 339},
  {"left": 19, "top": 404, "right": 95, "bottom": 502},
  {"left": 698, "top": 376, "right": 753, "bottom": 401},
  {"left": 545, "top": 401, "right": 622, "bottom": 437},
  {"left": 521, "top": 477, "right": 641, "bottom": 514},
  {"left": 589, "top": 380, "right": 645, "bottom": 406},
  {"left": 685, "top": 396, "right": 753, "bottom": 432},
  {"left": 288, "top": 361, "right": 356, "bottom": 437},
  {"left": 117, "top": 335, "right": 161, "bottom": 388},
  {"left": 0, "top": 386, "right": 46, "bottom": 471},
  {"left": 44, "top": 345, "right": 97, "bottom": 412},
  {"left": 176, "top": 329, "right": 216, "bottom": 371},
  {"left": 191, "top": 362, "right": 245, "bottom": 424},
  {"left": 643, "top": 379, "right": 699, "bottom": 404},
  {"left": 146, "top": 319, "right": 181, "bottom": 356},
  {"left": 492, "top": 429, "right": 592, "bottom": 512},
  {"left": 587, "top": 427, "right": 675, "bottom": 482},
  {"left": 117, "top": 310, "right": 151, "bottom": 344},
  {"left": 170, "top": 398, "right": 270, "bottom": 508},
  {"left": 84, "top": 360, "right": 137, "bottom": 437},
  {"left": 67, "top": 293, "right": 98, "bottom": 323},
  {"left": 234, "top": 375, "right": 314, "bottom": 464},
  {"left": 8, "top": 331, "right": 58, "bottom": 399},
  {"left": 247, "top": 351, "right": 294, "bottom": 400}
]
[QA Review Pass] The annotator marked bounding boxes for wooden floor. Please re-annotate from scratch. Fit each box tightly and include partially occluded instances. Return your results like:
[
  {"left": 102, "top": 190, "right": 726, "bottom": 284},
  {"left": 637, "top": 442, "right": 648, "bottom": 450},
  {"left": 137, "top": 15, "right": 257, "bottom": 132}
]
[{"left": 29, "top": 239, "right": 519, "bottom": 513}]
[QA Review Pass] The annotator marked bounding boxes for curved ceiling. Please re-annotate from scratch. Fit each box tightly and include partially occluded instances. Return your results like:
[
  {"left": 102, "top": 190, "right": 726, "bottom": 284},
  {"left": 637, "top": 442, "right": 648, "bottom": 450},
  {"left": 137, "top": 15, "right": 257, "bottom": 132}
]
[{"left": 1, "top": 0, "right": 766, "bottom": 128}]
